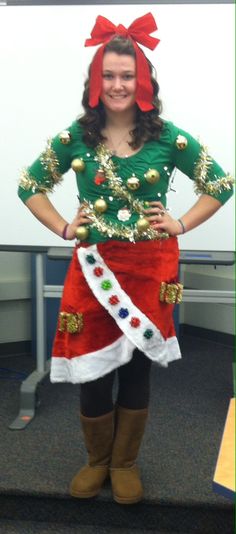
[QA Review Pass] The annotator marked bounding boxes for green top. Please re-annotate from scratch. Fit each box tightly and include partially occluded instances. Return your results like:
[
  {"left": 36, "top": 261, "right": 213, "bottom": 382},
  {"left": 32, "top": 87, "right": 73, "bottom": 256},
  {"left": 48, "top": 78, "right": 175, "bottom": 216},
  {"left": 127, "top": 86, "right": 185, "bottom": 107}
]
[{"left": 18, "top": 120, "right": 234, "bottom": 244}]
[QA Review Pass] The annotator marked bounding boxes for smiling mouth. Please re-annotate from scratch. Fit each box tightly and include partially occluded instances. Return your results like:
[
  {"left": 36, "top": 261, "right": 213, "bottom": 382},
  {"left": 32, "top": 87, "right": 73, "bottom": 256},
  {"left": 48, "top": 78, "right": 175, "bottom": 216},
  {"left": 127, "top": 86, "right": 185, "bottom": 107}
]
[{"left": 110, "top": 95, "right": 127, "bottom": 99}]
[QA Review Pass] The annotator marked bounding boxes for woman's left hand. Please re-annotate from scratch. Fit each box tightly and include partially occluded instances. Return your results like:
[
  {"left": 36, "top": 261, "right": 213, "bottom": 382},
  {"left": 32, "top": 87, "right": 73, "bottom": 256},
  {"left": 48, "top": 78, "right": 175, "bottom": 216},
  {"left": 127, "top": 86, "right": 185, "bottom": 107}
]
[{"left": 143, "top": 201, "right": 183, "bottom": 236}]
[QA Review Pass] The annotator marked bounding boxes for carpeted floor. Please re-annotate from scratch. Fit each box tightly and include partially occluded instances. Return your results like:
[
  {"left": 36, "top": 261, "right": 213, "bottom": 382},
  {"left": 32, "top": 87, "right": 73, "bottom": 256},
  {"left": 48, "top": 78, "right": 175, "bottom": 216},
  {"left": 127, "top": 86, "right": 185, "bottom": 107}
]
[
  {"left": 0, "top": 334, "right": 234, "bottom": 533},
  {"left": 0, "top": 520, "right": 193, "bottom": 534}
]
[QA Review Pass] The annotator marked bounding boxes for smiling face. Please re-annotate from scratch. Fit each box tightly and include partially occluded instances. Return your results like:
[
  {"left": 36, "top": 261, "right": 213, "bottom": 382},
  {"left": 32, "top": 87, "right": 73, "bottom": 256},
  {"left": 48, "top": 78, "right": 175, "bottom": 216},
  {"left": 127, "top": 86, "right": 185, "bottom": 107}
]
[{"left": 100, "top": 52, "right": 137, "bottom": 114}]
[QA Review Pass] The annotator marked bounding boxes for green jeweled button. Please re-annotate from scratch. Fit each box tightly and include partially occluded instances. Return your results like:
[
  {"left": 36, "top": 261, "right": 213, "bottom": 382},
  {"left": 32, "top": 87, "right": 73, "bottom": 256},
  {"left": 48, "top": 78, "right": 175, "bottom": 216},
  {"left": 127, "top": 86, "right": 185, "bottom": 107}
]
[
  {"left": 143, "top": 329, "right": 154, "bottom": 339},
  {"left": 101, "top": 280, "right": 113, "bottom": 290},
  {"left": 86, "top": 254, "right": 96, "bottom": 264}
]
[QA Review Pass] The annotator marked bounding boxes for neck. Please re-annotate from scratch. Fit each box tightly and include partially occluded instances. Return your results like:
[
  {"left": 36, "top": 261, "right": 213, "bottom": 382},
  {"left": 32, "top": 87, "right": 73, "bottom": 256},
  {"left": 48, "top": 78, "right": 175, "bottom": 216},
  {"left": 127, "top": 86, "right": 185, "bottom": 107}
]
[{"left": 104, "top": 109, "right": 136, "bottom": 130}]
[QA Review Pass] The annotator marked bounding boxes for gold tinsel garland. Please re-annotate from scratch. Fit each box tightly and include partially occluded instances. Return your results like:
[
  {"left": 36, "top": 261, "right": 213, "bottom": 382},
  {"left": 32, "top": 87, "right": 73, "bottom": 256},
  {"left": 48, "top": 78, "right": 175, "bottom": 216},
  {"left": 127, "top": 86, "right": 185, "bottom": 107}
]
[
  {"left": 95, "top": 144, "right": 149, "bottom": 215},
  {"left": 82, "top": 200, "right": 169, "bottom": 242},
  {"left": 19, "top": 139, "right": 63, "bottom": 194},
  {"left": 92, "top": 144, "right": 169, "bottom": 241},
  {"left": 40, "top": 138, "right": 62, "bottom": 183},
  {"left": 18, "top": 168, "right": 54, "bottom": 194},
  {"left": 193, "top": 145, "right": 234, "bottom": 196}
]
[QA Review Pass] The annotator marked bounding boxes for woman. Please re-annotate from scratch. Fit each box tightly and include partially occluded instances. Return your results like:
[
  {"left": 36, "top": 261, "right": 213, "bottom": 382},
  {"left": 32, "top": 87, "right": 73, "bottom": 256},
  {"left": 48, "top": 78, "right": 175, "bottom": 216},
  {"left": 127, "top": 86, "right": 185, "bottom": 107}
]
[{"left": 18, "top": 13, "right": 233, "bottom": 505}]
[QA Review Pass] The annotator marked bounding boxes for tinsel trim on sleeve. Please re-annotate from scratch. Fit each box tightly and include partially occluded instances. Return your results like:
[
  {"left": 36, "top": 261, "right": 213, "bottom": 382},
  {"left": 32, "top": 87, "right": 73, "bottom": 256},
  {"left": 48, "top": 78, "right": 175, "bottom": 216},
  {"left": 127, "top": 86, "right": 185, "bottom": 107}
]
[
  {"left": 39, "top": 138, "right": 63, "bottom": 184},
  {"left": 18, "top": 168, "right": 56, "bottom": 194},
  {"left": 19, "top": 139, "right": 63, "bottom": 194},
  {"left": 193, "top": 145, "right": 234, "bottom": 196}
]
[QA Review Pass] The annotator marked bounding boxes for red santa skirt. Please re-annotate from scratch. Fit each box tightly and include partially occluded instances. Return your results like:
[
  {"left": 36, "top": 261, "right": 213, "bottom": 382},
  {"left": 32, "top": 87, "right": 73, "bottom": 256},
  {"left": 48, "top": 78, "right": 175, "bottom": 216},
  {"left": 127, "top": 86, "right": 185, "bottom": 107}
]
[{"left": 50, "top": 238, "right": 182, "bottom": 383}]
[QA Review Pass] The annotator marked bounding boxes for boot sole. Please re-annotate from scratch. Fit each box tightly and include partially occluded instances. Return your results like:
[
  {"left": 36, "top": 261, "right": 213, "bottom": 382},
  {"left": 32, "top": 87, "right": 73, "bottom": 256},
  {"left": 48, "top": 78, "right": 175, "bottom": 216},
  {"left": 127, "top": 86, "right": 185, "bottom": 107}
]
[
  {"left": 113, "top": 493, "right": 143, "bottom": 505},
  {"left": 70, "top": 488, "right": 100, "bottom": 498}
]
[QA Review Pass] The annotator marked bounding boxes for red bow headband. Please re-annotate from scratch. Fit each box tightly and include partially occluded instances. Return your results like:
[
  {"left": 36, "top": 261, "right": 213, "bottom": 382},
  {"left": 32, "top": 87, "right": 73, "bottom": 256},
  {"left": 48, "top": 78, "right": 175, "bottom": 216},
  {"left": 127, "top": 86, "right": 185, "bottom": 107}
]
[{"left": 84, "top": 13, "right": 160, "bottom": 112}]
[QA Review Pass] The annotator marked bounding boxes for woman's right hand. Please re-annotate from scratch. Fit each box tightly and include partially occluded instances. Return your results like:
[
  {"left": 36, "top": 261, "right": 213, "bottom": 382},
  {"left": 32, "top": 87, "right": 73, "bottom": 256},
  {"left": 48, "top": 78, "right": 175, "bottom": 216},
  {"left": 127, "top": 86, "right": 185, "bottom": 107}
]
[{"left": 65, "top": 205, "right": 92, "bottom": 240}]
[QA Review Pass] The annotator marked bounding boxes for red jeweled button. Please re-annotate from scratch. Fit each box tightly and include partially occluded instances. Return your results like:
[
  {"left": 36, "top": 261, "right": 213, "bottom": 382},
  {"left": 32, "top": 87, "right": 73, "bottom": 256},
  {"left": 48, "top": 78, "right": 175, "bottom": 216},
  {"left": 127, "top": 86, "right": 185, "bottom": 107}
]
[
  {"left": 130, "top": 317, "right": 141, "bottom": 328},
  {"left": 109, "top": 295, "right": 120, "bottom": 305},
  {"left": 94, "top": 267, "right": 104, "bottom": 277}
]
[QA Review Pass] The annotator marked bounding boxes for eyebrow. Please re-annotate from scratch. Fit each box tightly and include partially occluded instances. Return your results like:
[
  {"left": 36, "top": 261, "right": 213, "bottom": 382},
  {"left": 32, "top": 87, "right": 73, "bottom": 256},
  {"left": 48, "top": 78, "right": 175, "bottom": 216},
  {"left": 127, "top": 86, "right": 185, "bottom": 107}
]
[{"left": 102, "top": 69, "right": 135, "bottom": 74}]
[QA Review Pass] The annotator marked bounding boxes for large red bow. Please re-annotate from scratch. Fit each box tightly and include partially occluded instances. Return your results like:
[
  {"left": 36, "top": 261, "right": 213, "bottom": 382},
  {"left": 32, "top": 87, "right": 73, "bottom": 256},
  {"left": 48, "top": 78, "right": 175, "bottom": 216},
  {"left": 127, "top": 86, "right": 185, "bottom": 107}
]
[{"left": 84, "top": 13, "right": 160, "bottom": 112}]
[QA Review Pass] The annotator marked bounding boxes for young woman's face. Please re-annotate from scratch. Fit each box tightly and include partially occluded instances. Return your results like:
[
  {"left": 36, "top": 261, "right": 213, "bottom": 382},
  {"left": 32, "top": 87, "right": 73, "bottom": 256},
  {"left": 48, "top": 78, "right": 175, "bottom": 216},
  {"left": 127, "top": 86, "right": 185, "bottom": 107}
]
[{"left": 100, "top": 52, "right": 137, "bottom": 113}]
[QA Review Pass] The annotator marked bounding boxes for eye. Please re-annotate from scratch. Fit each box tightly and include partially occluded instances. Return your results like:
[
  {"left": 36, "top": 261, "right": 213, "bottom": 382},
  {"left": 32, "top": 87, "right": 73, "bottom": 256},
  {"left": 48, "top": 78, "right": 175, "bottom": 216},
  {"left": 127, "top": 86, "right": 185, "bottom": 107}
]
[
  {"left": 102, "top": 73, "right": 113, "bottom": 80},
  {"left": 123, "top": 74, "right": 135, "bottom": 80}
]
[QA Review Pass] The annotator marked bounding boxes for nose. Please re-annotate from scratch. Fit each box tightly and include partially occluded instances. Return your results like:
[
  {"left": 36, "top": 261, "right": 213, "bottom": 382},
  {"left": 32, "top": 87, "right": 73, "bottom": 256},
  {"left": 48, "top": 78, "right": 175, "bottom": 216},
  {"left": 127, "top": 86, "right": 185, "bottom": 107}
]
[{"left": 113, "top": 76, "right": 123, "bottom": 90}]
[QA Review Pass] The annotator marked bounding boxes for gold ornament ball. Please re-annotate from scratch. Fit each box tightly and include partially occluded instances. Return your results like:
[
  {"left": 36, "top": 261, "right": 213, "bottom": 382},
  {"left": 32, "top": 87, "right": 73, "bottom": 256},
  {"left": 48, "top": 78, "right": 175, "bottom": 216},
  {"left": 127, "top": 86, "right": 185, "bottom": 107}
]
[
  {"left": 94, "top": 198, "right": 108, "bottom": 213},
  {"left": 75, "top": 226, "right": 89, "bottom": 241},
  {"left": 145, "top": 169, "right": 160, "bottom": 184},
  {"left": 59, "top": 130, "right": 72, "bottom": 145},
  {"left": 71, "top": 158, "right": 85, "bottom": 172},
  {"left": 136, "top": 217, "right": 150, "bottom": 233},
  {"left": 126, "top": 176, "right": 140, "bottom": 190},
  {"left": 175, "top": 135, "right": 188, "bottom": 150}
]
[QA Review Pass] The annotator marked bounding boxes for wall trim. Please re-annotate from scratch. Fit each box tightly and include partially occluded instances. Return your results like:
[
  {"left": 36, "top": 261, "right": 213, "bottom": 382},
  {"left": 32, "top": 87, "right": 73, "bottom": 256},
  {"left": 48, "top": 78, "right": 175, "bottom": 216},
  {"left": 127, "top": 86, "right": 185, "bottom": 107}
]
[
  {"left": 0, "top": 341, "right": 32, "bottom": 357},
  {"left": 180, "top": 324, "right": 234, "bottom": 347},
  {"left": 0, "top": 327, "right": 234, "bottom": 358},
  {"left": 0, "top": 280, "right": 31, "bottom": 301}
]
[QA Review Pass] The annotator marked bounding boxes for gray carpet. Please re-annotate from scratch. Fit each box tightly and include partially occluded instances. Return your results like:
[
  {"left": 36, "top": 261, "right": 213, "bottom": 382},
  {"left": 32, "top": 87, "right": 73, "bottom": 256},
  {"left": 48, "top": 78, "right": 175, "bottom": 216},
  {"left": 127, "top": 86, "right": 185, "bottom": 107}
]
[
  {"left": 0, "top": 334, "right": 234, "bottom": 533},
  {"left": 0, "top": 520, "right": 175, "bottom": 534},
  {"left": 0, "top": 524, "right": 207, "bottom": 534}
]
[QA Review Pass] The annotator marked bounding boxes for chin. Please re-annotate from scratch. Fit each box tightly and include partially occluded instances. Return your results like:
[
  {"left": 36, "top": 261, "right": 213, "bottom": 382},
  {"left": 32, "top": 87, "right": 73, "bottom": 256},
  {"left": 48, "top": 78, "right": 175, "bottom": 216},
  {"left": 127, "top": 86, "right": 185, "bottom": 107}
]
[
  {"left": 102, "top": 96, "right": 136, "bottom": 113},
  {"left": 110, "top": 104, "right": 131, "bottom": 112},
  {"left": 108, "top": 104, "right": 135, "bottom": 114}
]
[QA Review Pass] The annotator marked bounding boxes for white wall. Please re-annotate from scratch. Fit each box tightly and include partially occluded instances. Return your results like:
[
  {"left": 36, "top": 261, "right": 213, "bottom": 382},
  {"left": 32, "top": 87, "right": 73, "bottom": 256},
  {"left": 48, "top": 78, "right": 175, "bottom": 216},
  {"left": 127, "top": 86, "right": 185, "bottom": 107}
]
[{"left": 0, "top": 4, "right": 234, "bottom": 250}]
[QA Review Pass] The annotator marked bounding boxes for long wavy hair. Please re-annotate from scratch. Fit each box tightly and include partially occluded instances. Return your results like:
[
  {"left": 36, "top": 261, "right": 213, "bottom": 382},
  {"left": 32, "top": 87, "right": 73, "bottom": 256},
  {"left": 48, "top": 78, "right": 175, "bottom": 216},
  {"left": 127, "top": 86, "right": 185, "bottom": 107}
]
[{"left": 78, "top": 36, "right": 163, "bottom": 149}]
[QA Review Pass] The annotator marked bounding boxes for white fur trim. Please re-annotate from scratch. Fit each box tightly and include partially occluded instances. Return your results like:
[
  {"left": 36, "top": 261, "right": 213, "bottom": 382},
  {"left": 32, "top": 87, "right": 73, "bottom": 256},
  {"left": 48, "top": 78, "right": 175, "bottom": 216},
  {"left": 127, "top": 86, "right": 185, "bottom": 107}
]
[
  {"left": 50, "top": 335, "right": 181, "bottom": 384},
  {"left": 166, "top": 336, "right": 182, "bottom": 362},
  {"left": 77, "top": 245, "right": 181, "bottom": 368},
  {"left": 50, "top": 335, "right": 134, "bottom": 383}
]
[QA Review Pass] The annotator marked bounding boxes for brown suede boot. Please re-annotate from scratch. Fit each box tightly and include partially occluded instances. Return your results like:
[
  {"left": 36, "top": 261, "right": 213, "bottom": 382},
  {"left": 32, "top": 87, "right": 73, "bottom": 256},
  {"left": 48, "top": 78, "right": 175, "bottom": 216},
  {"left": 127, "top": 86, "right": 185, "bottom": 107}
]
[
  {"left": 70, "top": 410, "right": 114, "bottom": 498},
  {"left": 110, "top": 406, "right": 148, "bottom": 504}
]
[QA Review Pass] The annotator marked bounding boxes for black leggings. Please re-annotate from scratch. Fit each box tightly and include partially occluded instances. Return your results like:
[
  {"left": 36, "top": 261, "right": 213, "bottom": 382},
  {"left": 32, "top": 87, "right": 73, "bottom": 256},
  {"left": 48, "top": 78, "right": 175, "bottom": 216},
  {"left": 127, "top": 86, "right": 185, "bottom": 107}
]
[{"left": 80, "top": 349, "right": 152, "bottom": 417}]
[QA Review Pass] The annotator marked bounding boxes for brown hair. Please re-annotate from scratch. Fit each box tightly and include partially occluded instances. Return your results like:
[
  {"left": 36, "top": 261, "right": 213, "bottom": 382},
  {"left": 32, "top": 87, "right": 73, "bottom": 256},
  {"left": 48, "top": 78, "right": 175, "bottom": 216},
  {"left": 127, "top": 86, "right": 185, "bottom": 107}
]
[{"left": 78, "top": 35, "right": 163, "bottom": 148}]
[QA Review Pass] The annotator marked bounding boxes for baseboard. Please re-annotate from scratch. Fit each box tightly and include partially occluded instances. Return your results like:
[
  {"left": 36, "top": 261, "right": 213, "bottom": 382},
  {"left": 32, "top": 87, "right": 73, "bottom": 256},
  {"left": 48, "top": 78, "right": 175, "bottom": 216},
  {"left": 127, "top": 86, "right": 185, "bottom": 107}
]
[
  {"left": 180, "top": 324, "right": 234, "bottom": 347},
  {"left": 0, "top": 328, "right": 234, "bottom": 358},
  {"left": 0, "top": 341, "right": 32, "bottom": 358}
]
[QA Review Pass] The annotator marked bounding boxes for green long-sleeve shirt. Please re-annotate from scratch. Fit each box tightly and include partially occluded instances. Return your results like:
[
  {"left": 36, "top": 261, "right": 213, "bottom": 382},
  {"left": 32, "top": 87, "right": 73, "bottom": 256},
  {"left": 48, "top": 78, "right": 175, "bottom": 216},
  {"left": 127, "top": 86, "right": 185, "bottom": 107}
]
[{"left": 18, "top": 119, "right": 234, "bottom": 244}]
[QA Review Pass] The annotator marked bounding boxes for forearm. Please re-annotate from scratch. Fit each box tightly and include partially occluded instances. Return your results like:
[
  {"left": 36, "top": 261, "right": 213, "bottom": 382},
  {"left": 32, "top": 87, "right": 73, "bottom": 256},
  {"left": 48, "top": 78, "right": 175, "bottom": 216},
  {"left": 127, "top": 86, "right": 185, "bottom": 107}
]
[
  {"left": 145, "top": 195, "right": 223, "bottom": 236},
  {"left": 25, "top": 193, "right": 68, "bottom": 238},
  {"left": 25, "top": 193, "right": 91, "bottom": 240},
  {"left": 178, "top": 194, "right": 222, "bottom": 233}
]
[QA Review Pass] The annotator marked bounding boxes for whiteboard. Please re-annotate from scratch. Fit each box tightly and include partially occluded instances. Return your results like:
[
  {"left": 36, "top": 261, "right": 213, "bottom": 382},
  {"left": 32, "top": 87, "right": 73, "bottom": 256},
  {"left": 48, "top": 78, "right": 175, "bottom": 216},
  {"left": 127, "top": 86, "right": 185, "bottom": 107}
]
[{"left": 0, "top": 4, "right": 234, "bottom": 250}]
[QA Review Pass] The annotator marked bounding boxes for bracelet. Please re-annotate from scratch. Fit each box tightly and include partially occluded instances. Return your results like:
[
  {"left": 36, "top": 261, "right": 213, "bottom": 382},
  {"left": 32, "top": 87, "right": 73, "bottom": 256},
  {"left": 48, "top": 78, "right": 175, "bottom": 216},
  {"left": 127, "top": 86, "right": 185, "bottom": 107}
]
[
  {"left": 62, "top": 223, "right": 69, "bottom": 240},
  {"left": 177, "top": 218, "right": 186, "bottom": 234}
]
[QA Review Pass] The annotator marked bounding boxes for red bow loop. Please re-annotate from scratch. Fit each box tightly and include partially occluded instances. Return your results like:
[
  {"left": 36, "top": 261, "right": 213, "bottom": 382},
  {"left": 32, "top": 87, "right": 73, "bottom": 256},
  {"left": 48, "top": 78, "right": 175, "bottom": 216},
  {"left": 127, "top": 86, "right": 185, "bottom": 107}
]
[
  {"left": 127, "top": 12, "right": 160, "bottom": 50},
  {"left": 85, "top": 15, "right": 117, "bottom": 47}
]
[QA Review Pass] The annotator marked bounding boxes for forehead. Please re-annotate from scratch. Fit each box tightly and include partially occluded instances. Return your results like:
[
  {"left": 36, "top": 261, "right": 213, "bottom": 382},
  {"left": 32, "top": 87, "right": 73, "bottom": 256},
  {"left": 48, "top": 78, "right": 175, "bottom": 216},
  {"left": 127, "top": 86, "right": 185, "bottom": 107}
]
[{"left": 102, "top": 52, "right": 136, "bottom": 72}]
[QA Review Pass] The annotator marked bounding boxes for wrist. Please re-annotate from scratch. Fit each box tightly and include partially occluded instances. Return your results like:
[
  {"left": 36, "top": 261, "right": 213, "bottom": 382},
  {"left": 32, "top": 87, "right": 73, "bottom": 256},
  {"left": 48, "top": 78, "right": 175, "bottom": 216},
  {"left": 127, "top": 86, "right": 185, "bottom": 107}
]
[
  {"left": 62, "top": 223, "right": 69, "bottom": 240},
  {"left": 177, "top": 218, "right": 186, "bottom": 234}
]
